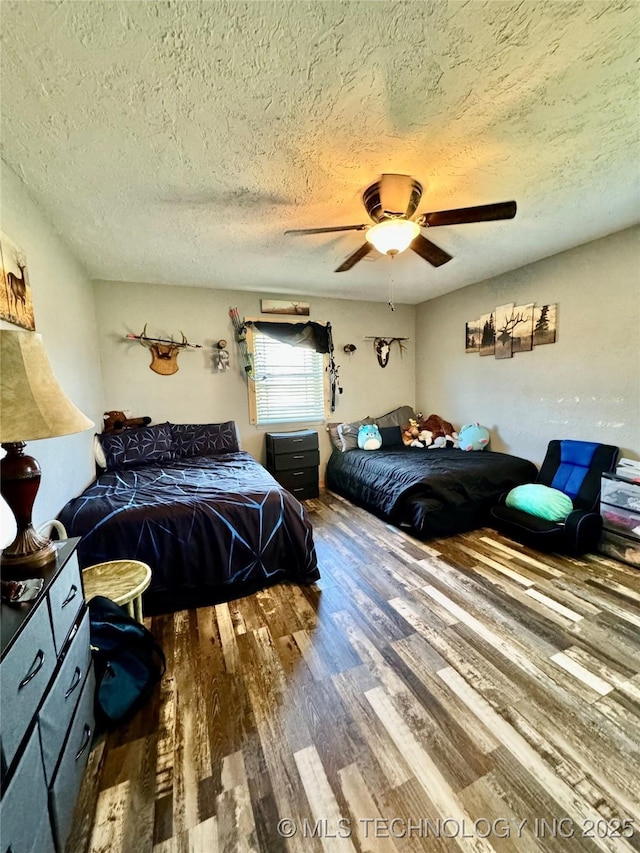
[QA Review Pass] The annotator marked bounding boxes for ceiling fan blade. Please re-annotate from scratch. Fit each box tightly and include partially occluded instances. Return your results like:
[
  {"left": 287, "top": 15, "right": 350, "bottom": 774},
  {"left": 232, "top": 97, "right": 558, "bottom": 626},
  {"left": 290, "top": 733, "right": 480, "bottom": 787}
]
[
  {"left": 284, "top": 224, "right": 367, "bottom": 235},
  {"left": 417, "top": 201, "right": 517, "bottom": 228},
  {"left": 410, "top": 234, "right": 453, "bottom": 267},
  {"left": 335, "top": 242, "right": 373, "bottom": 272}
]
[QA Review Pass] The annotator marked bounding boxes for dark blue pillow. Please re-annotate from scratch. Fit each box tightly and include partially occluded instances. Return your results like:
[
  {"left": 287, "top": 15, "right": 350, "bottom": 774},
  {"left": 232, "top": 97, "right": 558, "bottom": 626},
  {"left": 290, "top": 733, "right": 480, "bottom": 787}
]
[
  {"left": 97, "top": 422, "right": 174, "bottom": 471},
  {"left": 379, "top": 425, "right": 403, "bottom": 447},
  {"left": 171, "top": 421, "right": 239, "bottom": 458}
]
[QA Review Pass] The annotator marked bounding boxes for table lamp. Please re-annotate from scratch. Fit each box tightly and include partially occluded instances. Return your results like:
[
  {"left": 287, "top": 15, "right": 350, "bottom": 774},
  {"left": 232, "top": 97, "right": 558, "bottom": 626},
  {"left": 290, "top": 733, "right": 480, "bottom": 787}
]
[{"left": 0, "top": 330, "right": 94, "bottom": 574}]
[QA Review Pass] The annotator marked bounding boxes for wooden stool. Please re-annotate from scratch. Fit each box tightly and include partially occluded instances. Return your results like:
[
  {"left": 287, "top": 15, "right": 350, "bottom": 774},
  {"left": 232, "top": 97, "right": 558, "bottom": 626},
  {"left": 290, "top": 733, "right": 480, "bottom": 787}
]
[{"left": 82, "top": 559, "right": 152, "bottom": 622}]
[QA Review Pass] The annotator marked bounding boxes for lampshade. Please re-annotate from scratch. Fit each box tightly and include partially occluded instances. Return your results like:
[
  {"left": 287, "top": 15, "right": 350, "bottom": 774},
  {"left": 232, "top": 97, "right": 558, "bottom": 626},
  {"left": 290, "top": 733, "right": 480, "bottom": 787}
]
[
  {"left": 1, "top": 330, "right": 93, "bottom": 574},
  {"left": 0, "top": 330, "right": 94, "bottom": 442},
  {"left": 366, "top": 219, "right": 420, "bottom": 256}
]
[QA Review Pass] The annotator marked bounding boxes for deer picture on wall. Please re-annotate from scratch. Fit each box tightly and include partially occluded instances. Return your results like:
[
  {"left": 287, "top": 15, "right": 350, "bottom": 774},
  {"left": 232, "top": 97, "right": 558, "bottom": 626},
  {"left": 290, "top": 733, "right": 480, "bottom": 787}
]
[
  {"left": 0, "top": 232, "right": 36, "bottom": 331},
  {"left": 126, "top": 325, "right": 203, "bottom": 375}
]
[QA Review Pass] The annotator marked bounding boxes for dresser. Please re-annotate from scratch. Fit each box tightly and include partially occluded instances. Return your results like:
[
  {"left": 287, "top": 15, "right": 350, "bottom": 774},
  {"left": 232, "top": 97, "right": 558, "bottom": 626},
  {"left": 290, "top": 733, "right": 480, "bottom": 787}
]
[
  {"left": 265, "top": 430, "right": 320, "bottom": 499},
  {"left": 599, "top": 473, "right": 640, "bottom": 567},
  {"left": 1, "top": 538, "right": 95, "bottom": 853}
]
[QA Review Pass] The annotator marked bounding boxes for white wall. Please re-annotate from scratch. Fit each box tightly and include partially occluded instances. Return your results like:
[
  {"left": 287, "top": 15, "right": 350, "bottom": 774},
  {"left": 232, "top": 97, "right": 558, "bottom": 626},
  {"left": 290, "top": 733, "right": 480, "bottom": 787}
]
[
  {"left": 92, "top": 280, "right": 416, "bottom": 473},
  {"left": 416, "top": 227, "right": 640, "bottom": 466},
  {"left": 1, "top": 162, "right": 104, "bottom": 525}
]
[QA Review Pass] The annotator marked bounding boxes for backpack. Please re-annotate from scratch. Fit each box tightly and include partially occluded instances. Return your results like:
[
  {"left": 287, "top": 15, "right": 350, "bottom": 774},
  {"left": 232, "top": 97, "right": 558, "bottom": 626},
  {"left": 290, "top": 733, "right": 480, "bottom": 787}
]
[{"left": 88, "top": 596, "right": 166, "bottom": 729}]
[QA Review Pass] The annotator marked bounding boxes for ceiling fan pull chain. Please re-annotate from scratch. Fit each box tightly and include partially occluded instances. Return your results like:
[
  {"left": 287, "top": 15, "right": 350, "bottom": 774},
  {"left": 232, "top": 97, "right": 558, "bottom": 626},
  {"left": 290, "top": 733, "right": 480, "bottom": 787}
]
[{"left": 388, "top": 271, "right": 395, "bottom": 312}]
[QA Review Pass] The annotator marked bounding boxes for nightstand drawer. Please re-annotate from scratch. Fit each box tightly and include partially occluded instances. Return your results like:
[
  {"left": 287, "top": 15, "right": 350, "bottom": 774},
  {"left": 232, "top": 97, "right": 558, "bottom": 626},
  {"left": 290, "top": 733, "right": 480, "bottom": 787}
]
[
  {"left": 38, "top": 608, "right": 91, "bottom": 784},
  {"left": 48, "top": 552, "right": 83, "bottom": 654},
  {"left": 0, "top": 602, "right": 57, "bottom": 770},
  {"left": 275, "top": 467, "right": 319, "bottom": 489},
  {"left": 269, "top": 449, "right": 319, "bottom": 471},
  {"left": 601, "top": 502, "right": 640, "bottom": 541},
  {"left": 0, "top": 724, "right": 55, "bottom": 853},
  {"left": 49, "top": 666, "right": 96, "bottom": 853},
  {"left": 284, "top": 481, "right": 320, "bottom": 500},
  {"left": 265, "top": 430, "right": 319, "bottom": 454}
]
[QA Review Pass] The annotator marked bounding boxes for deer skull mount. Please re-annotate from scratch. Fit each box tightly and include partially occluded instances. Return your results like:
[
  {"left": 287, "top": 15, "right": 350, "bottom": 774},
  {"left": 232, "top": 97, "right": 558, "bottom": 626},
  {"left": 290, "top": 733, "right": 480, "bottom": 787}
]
[{"left": 132, "top": 325, "right": 196, "bottom": 375}]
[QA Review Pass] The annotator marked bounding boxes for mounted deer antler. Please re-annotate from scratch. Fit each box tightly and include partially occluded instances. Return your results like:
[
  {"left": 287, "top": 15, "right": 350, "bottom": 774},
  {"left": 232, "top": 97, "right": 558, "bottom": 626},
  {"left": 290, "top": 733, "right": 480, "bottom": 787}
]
[{"left": 126, "top": 326, "right": 202, "bottom": 375}]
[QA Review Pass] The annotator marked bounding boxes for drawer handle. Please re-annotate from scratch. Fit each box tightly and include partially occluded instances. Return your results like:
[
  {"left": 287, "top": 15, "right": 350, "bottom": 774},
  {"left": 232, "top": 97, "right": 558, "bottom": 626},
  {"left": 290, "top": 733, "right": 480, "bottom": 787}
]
[
  {"left": 61, "top": 584, "right": 78, "bottom": 608},
  {"left": 292, "top": 471, "right": 304, "bottom": 476},
  {"left": 292, "top": 438, "right": 304, "bottom": 443},
  {"left": 75, "top": 724, "right": 92, "bottom": 761},
  {"left": 19, "top": 649, "right": 45, "bottom": 689},
  {"left": 293, "top": 487, "right": 304, "bottom": 493},
  {"left": 65, "top": 666, "right": 82, "bottom": 699},
  {"left": 293, "top": 455, "right": 304, "bottom": 459}
]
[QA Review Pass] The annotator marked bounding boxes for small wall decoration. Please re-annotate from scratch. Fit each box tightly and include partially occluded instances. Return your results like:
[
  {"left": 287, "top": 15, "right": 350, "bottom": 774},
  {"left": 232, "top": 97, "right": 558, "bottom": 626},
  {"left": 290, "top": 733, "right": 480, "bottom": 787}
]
[
  {"left": 365, "top": 336, "right": 409, "bottom": 368},
  {"left": 479, "top": 312, "right": 496, "bottom": 357},
  {"left": 213, "top": 344, "right": 230, "bottom": 371},
  {"left": 465, "top": 320, "right": 480, "bottom": 353},
  {"left": 125, "top": 325, "right": 202, "bottom": 375},
  {"left": 467, "top": 303, "right": 556, "bottom": 359},
  {"left": 533, "top": 304, "right": 557, "bottom": 345},
  {"left": 261, "top": 299, "right": 310, "bottom": 316},
  {"left": 0, "top": 232, "right": 36, "bottom": 330}
]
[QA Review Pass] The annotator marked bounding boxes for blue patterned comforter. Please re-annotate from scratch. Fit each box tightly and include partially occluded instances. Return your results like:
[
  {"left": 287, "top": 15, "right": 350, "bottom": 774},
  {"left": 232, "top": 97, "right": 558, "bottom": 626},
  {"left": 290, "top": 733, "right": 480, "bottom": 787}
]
[{"left": 59, "top": 451, "right": 319, "bottom": 613}]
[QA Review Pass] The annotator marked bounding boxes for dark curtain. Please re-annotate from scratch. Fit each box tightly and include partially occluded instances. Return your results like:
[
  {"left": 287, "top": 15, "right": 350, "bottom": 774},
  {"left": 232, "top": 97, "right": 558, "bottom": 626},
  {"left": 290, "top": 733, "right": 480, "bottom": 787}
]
[{"left": 248, "top": 321, "right": 330, "bottom": 354}]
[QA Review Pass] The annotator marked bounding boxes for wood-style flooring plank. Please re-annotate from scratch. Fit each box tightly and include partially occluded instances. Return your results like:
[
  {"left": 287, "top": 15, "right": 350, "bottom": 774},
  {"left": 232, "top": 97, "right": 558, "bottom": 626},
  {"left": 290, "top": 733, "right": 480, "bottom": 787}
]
[{"left": 69, "top": 492, "right": 640, "bottom": 853}]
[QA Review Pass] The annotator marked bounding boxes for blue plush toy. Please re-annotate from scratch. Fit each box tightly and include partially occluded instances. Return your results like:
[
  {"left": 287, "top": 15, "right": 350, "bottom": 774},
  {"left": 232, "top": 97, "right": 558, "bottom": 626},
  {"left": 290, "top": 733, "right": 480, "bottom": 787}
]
[
  {"left": 358, "top": 423, "right": 382, "bottom": 450},
  {"left": 458, "top": 423, "right": 490, "bottom": 451}
]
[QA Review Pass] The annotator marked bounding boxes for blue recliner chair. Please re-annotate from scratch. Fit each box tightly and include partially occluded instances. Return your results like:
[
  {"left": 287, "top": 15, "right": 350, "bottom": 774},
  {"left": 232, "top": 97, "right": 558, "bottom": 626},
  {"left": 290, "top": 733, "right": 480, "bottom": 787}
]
[{"left": 490, "top": 440, "right": 618, "bottom": 555}]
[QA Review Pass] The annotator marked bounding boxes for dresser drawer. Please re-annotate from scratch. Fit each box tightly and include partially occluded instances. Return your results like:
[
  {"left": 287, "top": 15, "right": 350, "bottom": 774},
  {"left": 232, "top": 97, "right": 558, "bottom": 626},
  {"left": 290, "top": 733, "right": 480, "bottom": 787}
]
[
  {"left": 0, "top": 724, "right": 56, "bottom": 853},
  {"left": 48, "top": 551, "right": 83, "bottom": 654},
  {"left": 601, "top": 502, "right": 640, "bottom": 541},
  {"left": 269, "top": 449, "right": 319, "bottom": 471},
  {"left": 0, "top": 603, "right": 57, "bottom": 770},
  {"left": 38, "top": 608, "right": 91, "bottom": 784},
  {"left": 600, "top": 476, "right": 640, "bottom": 512},
  {"left": 266, "top": 430, "right": 319, "bottom": 454},
  {"left": 49, "top": 666, "right": 96, "bottom": 853}
]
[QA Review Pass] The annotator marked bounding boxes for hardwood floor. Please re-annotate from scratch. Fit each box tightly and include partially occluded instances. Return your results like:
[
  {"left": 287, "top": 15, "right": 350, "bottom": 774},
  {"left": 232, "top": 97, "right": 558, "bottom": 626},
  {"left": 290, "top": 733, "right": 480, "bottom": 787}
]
[{"left": 68, "top": 491, "right": 640, "bottom": 852}]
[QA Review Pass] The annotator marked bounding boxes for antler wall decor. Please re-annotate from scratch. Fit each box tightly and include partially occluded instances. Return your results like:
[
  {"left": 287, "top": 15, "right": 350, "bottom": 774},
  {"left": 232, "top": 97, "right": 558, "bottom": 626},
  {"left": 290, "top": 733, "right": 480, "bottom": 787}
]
[
  {"left": 364, "top": 336, "right": 409, "bottom": 368},
  {"left": 125, "top": 325, "right": 202, "bottom": 375}
]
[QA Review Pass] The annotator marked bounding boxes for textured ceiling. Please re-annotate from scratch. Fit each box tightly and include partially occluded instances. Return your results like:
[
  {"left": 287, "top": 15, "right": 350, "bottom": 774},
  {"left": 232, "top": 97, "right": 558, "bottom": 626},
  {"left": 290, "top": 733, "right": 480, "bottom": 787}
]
[{"left": 1, "top": 1, "right": 639, "bottom": 304}]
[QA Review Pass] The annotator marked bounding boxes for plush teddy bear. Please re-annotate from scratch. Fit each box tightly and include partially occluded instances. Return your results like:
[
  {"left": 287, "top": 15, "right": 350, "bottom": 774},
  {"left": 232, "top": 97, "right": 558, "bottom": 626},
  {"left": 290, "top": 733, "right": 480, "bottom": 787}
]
[
  {"left": 422, "top": 414, "right": 459, "bottom": 449},
  {"left": 103, "top": 410, "right": 152, "bottom": 433},
  {"left": 401, "top": 418, "right": 420, "bottom": 446},
  {"left": 458, "top": 423, "right": 490, "bottom": 451},
  {"left": 357, "top": 423, "right": 382, "bottom": 450}
]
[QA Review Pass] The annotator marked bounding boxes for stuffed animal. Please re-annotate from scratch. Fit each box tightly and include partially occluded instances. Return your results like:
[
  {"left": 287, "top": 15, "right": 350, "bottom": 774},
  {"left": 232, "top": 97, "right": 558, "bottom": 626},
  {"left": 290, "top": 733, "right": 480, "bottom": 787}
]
[
  {"left": 401, "top": 419, "right": 432, "bottom": 448},
  {"left": 458, "top": 423, "right": 490, "bottom": 451},
  {"left": 401, "top": 419, "right": 420, "bottom": 446},
  {"left": 358, "top": 423, "right": 382, "bottom": 450},
  {"left": 103, "top": 410, "right": 152, "bottom": 433},
  {"left": 422, "top": 414, "right": 459, "bottom": 449}
]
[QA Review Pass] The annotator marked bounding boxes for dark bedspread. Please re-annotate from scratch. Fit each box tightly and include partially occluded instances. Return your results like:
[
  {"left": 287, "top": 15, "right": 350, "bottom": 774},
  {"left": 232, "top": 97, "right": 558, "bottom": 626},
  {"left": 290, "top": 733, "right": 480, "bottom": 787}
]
[
  {"left": 326, "top": 446, "right": 537, "bottom": 538},
  {"left": 59, "top": 451, "right": 319, "bottom": 613}
]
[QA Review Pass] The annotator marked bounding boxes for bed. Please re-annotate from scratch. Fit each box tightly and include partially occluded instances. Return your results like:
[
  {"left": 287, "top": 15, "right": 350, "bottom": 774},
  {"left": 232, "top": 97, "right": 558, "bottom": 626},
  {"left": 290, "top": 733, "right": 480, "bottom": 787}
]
[
  {"left": 58, "top": 421, "right": 319, "bottom": 614},
  {"left": 326, "top": 439, "right": 537, "bottom": 539}
]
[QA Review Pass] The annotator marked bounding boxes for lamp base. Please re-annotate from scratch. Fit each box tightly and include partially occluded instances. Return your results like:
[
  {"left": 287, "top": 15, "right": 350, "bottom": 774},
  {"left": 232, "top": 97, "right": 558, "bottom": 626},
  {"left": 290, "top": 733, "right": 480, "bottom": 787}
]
[{"left": 1, "top": 442, "right": 56, "bottom": 577}]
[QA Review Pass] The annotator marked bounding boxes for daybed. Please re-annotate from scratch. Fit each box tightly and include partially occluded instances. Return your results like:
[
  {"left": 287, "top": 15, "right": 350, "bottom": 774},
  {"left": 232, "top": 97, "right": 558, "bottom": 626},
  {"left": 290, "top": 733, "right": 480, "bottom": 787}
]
[
  {"left": 59, "top": 421, "right": 319, "bottom": 614},
  {"left": 326, "top": 408, "right": 537, "bottom": 539}
]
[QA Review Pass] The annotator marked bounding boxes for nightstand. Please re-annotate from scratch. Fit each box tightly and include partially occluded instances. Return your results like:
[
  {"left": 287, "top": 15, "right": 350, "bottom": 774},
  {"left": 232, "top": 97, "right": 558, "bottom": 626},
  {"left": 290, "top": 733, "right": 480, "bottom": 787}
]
[
  {"left": 599, "top": 473, "right": 640, "bottom": 567},
  {"left": 1, "top": 538, "right": 95, "bottom": 853},
  {"left": 265, "top": 429, "right": 320, "bottom": 499}
]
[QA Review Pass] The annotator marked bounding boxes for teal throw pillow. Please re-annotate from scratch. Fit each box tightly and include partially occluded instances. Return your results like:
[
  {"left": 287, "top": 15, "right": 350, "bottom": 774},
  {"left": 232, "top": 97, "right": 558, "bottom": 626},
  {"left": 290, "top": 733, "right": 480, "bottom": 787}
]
[{"left": 506, "top": 484, "right": 573, "bottom": 522}]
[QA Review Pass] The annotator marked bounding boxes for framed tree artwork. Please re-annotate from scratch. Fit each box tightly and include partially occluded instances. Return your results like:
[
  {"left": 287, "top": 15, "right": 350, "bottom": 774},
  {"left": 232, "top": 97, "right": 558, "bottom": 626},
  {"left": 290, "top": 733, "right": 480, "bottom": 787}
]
[{"left": 0, "top": 232, "right": 35, "bottom": 330}]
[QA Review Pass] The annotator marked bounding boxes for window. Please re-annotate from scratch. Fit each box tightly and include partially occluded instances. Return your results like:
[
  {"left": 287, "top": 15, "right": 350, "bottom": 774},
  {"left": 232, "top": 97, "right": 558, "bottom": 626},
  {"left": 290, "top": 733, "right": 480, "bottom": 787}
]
[{"left": 249, "top": 326, "right": 326, "bottom": 425}]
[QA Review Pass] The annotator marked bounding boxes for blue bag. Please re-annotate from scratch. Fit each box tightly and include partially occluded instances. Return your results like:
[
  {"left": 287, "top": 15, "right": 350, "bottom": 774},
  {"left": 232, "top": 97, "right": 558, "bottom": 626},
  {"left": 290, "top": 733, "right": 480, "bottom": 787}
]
[{"left": 88, "top": 596, "right": 166, "bottom": 729}]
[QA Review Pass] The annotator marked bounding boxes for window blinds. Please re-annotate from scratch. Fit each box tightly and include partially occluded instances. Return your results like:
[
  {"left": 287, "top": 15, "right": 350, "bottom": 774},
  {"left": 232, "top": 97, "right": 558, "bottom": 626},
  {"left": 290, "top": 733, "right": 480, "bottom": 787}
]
[{"left": 252, "top": 330, "right": 325, "bottom": 424}]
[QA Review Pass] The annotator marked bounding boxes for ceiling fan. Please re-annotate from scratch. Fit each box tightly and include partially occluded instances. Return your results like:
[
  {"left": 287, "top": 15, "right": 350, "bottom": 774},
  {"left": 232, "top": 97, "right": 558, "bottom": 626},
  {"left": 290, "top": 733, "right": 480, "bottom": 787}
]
[{"left": 285, "top": 173, "right": 517, "bottom": 272}]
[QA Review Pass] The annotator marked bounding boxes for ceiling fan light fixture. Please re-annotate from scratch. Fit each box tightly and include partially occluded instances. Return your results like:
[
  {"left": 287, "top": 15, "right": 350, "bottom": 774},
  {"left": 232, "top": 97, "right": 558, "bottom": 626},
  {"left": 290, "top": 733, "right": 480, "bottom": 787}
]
[{"left": 366, "top": 219, "right": 420, "bottom": 256}]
